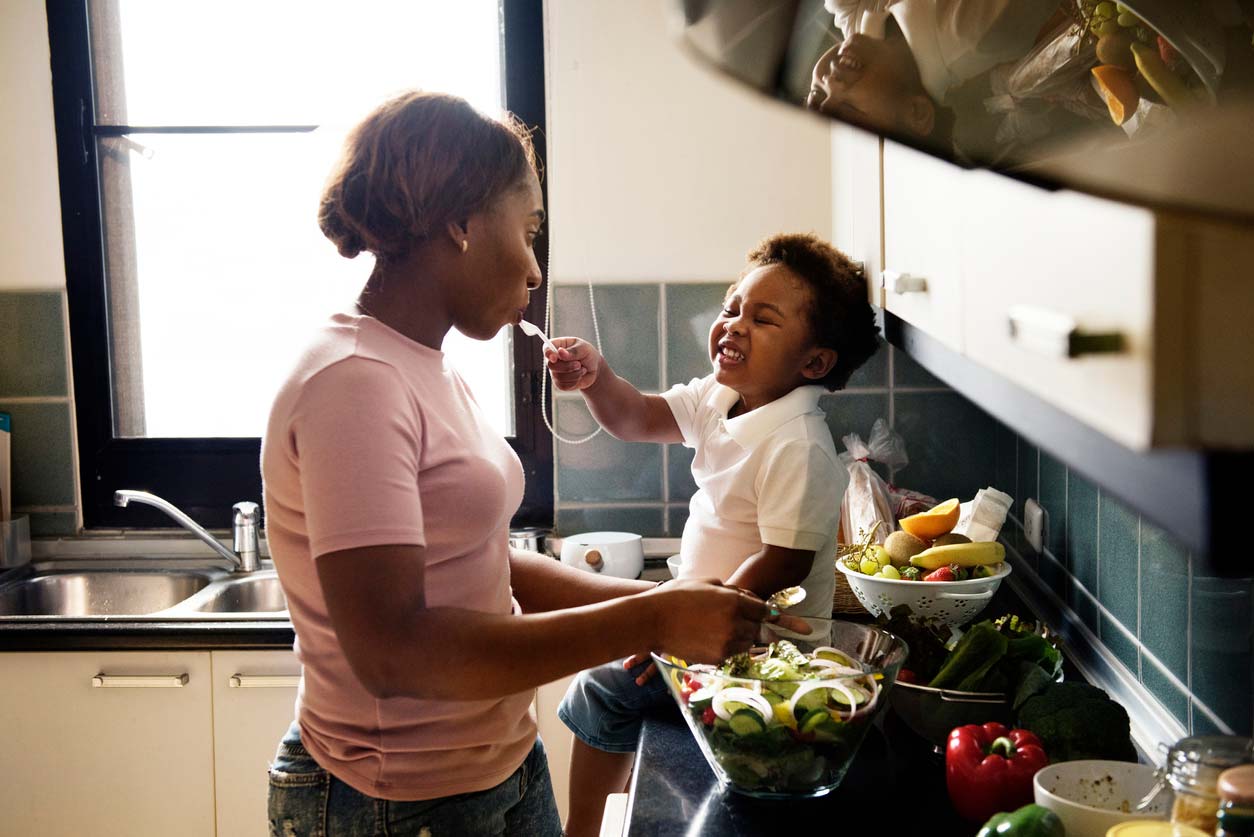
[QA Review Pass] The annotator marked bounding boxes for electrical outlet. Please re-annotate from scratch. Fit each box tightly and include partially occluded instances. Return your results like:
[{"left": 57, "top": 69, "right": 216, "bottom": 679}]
[{"left": 1024, "top": 498, "right": 1044, "bottom": 553}]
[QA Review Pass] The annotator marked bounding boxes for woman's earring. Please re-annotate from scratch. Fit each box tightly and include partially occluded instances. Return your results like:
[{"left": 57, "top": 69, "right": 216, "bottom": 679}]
[{"left": 460, "top": 240, "right": 469, "bottom": 254}]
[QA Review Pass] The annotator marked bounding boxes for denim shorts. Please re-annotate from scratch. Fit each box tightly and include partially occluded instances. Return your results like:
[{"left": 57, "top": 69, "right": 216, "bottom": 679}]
[
  {"left": 267, "top": 722, "right": 562, "bottom": 837},
  {"left": 557, "top": 657, "right": 671, "bottom": 754}
]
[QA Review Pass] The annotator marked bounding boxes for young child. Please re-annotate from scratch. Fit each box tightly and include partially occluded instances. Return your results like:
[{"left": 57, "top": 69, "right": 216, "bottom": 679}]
[{"left": 544, "top": 232, "right": 881, "bottom": 837}]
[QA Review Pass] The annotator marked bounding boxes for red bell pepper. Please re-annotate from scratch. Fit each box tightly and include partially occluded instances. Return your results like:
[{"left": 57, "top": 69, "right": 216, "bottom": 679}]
[{"left": 946, "top": 722, "right": 1049, "bottom": 822}]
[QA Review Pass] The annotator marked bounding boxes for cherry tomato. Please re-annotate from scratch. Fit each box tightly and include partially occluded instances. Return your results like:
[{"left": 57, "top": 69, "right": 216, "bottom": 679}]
[{"left": 701, "top": 707, "right": 716, "bottom": 726}]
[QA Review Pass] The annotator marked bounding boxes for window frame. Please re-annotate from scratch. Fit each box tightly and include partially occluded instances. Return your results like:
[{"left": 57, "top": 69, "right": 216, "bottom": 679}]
[{"left": 46, "top": 0, "right": 553, "bottom": 530}]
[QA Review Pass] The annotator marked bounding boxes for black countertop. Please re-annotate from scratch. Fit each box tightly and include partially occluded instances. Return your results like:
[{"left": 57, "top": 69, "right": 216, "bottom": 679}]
[
  {"left": 0, "top": 620, "right": 294, "bottom": 651},
  {"left": 622, "top": 583, "right": 1068, "bottom": 836},
  {"left": 626, "top": 705, "right": 976, "bottom": 836}
]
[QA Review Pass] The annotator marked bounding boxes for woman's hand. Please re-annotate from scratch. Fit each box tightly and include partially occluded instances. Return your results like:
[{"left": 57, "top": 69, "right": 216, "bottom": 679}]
[
  {"left": 623, "top": 653, "right": 658, "bottom": 686},
  {"left": 544, "top": 337, "right": 603, "bottom": 392},
  {"left": 646, "top": 580, "right": 771, "bottom": 664}
]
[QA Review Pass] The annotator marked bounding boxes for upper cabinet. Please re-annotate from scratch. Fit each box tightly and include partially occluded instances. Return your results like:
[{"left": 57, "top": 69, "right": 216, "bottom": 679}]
[{"left": 881, "top": 139, "right": 1254, "bottom": 452}]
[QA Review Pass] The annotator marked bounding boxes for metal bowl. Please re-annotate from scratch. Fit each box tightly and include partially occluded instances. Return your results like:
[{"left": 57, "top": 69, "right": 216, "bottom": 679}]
[{"left": 889, "top": 681, "right": 1012, "bottom": 747}]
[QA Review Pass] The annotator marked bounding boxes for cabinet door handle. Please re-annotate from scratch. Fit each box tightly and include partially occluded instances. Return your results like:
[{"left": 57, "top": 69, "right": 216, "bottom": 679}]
[
  {"left": 882, "top": 270, "right": 927, "bottom": 294},
  {"left": 229, "top": 674, "right": 301, "bottom": 689},
  {"left": 1007, "top": 305, "right": 1125, "bottom": 358},
  {"left": 92, "top": 673, "right": 188, "bottom": 688}
]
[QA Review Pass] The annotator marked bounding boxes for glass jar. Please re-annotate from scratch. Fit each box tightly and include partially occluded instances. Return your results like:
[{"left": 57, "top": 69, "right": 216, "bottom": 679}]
[
  {"left": 1163, "top": 736, "right": 1254, "bottom": 833},
  {"left": 1217, "top": 764, "right": 1254, "bottom": 837}
]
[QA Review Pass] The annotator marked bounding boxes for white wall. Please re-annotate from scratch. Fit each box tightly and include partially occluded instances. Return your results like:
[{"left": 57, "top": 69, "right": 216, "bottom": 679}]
[
  {"left": 1, "top": 1, "right": 66, "bottom": 291},
  {"left": 545, "top": 0, "right": 832, "bottom": 284}
]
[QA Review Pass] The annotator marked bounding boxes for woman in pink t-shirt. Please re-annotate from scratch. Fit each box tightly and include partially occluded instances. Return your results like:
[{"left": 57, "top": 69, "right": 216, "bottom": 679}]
[{"left": 261, "top": 91, "right": 774, "bottom": 836}]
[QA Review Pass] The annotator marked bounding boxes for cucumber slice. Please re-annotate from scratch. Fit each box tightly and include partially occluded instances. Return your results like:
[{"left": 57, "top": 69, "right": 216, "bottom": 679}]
[
  {"left": 728, "top": 708, "right": 767, "bottom": 736},
  {"left": 799, "top": 707, "right": 829, "bottom": 734},
  {"left": 828, "top": 685, "right": 870, "bottom": 707}
]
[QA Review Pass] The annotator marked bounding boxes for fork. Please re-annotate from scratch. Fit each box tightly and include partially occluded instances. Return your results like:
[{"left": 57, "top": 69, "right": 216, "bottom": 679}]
[{"left": 517, "top": 319, "right": 557, "bottom": 354}]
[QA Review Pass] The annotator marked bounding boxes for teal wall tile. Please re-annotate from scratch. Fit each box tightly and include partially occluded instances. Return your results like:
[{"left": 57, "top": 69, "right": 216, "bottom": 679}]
[
  {"left": 27, "top": 510, "right": 78, "bottom": 537},
  {"left": 1139, "top": 521, "right": 1189, "bottom": 684},
  {"left": 1190, "top": 571, "right": 1254, "bottom": 735},
  {"left": 1015, "top": 437, "right": 1039, "bottom": 563},
  {"left": 893, "top": 346, "right": 947, "bottom": 388},
  {"left": 555, "top": 398, "right": 662, "bottom": 502},
  {"left": 1100, "top": 612, "right": 1139, "bottom": 673},
  {"left": 0, "top": 292, "right": 67, "bottom": 397},
  {"left": 667, "top": 444, "right": 697, "bottom": 504},
  {"left": 1071, "top": 585, "right": 1099, "bottom": 633},
  {"left": 664, "top": 283, "right": 724, "bottom": 388},
  {"left": 1037, "top": 550, "right": 1069, "bottom": 603},
  {"left": 820, "top": 393, "right": 890, "bottom": 459},
  {"left": 1140, "top": 658, "right": 1189, "bottom": 728},
  {"left": 667, "top": 504, "right": 689, "bottom": 537},
  {"left": 1193, "top": 704, "right": 1227, "bottom": 736},
  {"left": 846, "top": 338, "right": 889, "bottom": 389},
  {"left": 554, "top": 284, "right": 660, "bottom": 391},
  {"left": 994, "top": 423, "right": 1017, "bottom": 511},
  {"left": 891, "top": 393, "right": 997, "bottom": 505},
  {"left": 0, "top": 401, "right": 75, "bottom": 506},
  {"left": 556, "top": 506, "right": 665, "bottom": 539},
  {"left": 1067, "top": 473, "right": 1099, "bottom": 596},
  {"left": 1038, "top": 451, "right": 1067, "bottom": 564},
  {"left": 1098, "top": 495, "right": 1139, "bottom": 634}
]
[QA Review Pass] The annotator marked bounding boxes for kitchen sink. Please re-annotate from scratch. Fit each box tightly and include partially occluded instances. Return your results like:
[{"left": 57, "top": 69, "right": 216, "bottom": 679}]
[
  {"left": 0, "top": 561, "right": 289, "bottom": 621},
  {"left": 0, "top": 570, "right": 214, "bottom": 617},
  {"left": 189, "top": 573, "right": 286, "bottom": 613}
]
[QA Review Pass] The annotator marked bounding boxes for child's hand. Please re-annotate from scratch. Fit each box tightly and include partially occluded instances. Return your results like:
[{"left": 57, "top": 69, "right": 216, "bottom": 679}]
[
  {"left": 544, "top": 337, "right": 603, "bottom": 392},
  {"left": 623, "top": 653, "right": 659, "bottom": 686}
]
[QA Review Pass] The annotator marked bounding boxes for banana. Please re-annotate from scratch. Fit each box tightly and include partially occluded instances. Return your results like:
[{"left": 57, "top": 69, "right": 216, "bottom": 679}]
[
  {"left": 909, "top": 540, "right": 1005, "bottom": 570},
  {"left": 1130, "top": 41, "right": 1194, "bottom": 110}
]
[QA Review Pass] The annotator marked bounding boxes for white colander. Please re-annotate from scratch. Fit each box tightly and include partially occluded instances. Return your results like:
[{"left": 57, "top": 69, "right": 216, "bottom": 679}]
[{"left": 836, "top": 561, "right": 1012, "bottom": 627}]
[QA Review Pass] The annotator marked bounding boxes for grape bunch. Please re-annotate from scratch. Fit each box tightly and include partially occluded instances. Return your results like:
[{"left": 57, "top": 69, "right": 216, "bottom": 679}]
[{"left": 1077, "top": 0, "right": 1154, "bottom": 44}]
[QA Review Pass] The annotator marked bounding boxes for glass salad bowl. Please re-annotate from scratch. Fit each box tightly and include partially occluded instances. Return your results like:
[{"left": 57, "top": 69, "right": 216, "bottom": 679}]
[{"left": 652, "top": 618, "right": 908, "bottom": 799}]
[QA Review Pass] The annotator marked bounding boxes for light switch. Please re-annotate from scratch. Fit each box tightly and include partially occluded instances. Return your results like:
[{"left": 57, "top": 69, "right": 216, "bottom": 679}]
[{"left": 1024, "top": 498, "right": 1044, "bottom": 554}]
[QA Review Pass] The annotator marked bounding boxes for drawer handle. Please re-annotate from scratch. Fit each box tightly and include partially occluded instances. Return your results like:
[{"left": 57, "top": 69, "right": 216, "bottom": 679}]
[
  {"left": 229, "top": 674, "right": 300, "bottom": 689},
  {"left": 1007, "top": 305, "right": 1125, "bottom": 358},
  {"left": 883, "top": 270, "right": 927, "bottom": 294},
  {"left": 92, "top": 673, "right": 188, "bottom": 688}
]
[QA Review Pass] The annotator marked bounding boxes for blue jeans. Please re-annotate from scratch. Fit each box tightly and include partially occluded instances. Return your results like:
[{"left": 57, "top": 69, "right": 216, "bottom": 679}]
[
  {"left": 267, "top": 722, "right": 562, "bottom": 837},
  {"left": 557, "top": 657, "right": 671, "bottom": 754}
]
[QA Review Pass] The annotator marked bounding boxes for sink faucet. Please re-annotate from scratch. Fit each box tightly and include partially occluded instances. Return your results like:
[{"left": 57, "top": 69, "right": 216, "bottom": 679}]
[{"left": 114, "top": 490, "right": 261, "bottom": 573}]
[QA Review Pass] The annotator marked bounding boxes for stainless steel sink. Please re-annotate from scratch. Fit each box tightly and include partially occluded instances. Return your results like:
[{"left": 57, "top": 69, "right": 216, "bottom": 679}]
[
  {"left": 0, "top": 570, "right": 214, "bottom": 617},
  {"left": 0, "top": 560, "right": 288, "bottom": 621},
  {"left": 190, "top": 574, "right": 286, "bottom": 613}
]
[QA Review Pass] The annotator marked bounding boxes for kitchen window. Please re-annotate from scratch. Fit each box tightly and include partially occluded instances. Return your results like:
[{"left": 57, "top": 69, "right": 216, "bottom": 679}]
[{"left": 47, "top": 0, "right": 552, "bottom": 529}]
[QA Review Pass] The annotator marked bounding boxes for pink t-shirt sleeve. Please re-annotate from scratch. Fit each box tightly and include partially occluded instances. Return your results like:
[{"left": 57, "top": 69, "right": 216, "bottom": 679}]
[{"left": 289, "top": 356, "right": 426, "bottom": 558}]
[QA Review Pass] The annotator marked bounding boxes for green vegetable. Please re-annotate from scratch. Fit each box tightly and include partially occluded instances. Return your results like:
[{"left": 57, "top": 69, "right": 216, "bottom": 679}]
[
  {"left": 976, "top": 803, "right": 1064, "bottom": 837},
  {"left": 880, "top": 605, "right": 951, "bottom": 680},
  {"left": 929, "top": 622, "right": 1009, "bottom": 690},
  {"left": 1015, "top": 681, "right": 1138, "bottom": 762},
  {"left": 729, "top": 709, "right": 767, "bottom": 736}
]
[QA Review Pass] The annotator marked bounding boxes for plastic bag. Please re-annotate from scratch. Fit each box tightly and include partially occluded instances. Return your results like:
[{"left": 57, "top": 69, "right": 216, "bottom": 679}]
[{"left": 838, "top": 419, "right": 904, "bottom": 545}]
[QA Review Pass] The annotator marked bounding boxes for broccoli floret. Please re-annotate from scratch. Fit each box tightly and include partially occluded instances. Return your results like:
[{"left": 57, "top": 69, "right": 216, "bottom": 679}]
[{"left": 1016, "top": 682, "right": 1138, "bottom": 762}]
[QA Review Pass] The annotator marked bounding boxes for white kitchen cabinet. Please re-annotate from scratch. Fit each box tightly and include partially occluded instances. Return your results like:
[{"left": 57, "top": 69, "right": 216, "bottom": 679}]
[
  {"left": 535, "top": 673, "right": 577, "bottom": 826},
  {"left": 0, "top": 651, "right": 216, "bottom": 837},
  {"left": 877, "top": 141, "right": 1254, "bottom": 449},
  {"left": 959, "top": 171, "right": 1160, "bottom": 449},
  {"left": 830, "top": 122, "right": 883, "bottom": 302},
  {"left": 210, "top": 649, "right": 301, "bottom": 837},
  {"left": 882, "top": 140, "right": 966, "bottom": 352}
]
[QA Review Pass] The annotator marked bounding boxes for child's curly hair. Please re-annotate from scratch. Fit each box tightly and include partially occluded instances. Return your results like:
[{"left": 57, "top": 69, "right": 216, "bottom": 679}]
[{"left": 742, "top": 233, "right": 881, "bottom": 391}]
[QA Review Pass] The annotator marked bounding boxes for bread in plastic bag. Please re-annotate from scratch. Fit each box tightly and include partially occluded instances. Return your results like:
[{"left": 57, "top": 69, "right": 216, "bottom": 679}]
[{"left": 837, "top": 419, "right": 902, "bottom": 545}]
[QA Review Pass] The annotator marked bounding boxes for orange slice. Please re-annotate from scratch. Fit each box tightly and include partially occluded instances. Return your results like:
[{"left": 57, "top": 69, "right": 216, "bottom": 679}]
[
  {"left": 898, "top": 497, "right": 960, "bottom": 541},
  {"left": 1092, "top": 64, "right": 1140, "bottom": 125}
]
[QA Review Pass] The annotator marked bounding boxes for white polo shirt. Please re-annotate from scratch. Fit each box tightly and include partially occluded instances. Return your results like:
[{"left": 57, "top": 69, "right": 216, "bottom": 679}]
[{"left": 662, "top": 375, "right": 847, "bottom": 619}]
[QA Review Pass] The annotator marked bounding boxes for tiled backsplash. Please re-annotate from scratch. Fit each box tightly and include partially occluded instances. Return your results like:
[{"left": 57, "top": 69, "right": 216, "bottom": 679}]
[
  {"left": 6, "top": 284, "right": 1252, "bottom": 737},
  {"left": 550, "top": 281, "right": 1254, "bottom": 739},
  {"left": 0, "top": 290, "right": 78, "bottom": 536}
]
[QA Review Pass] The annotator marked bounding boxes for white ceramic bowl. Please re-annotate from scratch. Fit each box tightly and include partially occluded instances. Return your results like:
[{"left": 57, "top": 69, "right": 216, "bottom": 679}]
[
  {"left": 559, "top": 531, "right": 644, "bottom": 579},
  {"left": 1033, "top": 760, "right": 1171, "bottom": 837},
  {"left": 666, "top": 554, "right": 682, "bottom": 579},
  {"left": 836, "top": 560, "right": 1011, "bottom": 627}
]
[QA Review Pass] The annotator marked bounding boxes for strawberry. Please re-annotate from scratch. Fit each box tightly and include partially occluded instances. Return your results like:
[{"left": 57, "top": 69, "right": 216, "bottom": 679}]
[
  {"left": 1157, "top": 35, "right": 1181, "bottom": 70},
  {"left": 923, "top": 565, "right": 956, "bottom": 582}
]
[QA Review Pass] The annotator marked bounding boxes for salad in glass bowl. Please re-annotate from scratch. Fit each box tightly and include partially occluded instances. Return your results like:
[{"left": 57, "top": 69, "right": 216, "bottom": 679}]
[{"left": 652, "top": 618, "right": 908, "bottom": 799}]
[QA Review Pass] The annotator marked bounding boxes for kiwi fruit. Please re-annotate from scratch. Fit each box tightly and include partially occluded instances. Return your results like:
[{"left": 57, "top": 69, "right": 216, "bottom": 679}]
[
  {"left": 1096, "top": 32, "right": 1135, "bottom": 70},
  {"left": 884, "top": 530, "right": 928, "bottom": 566},
  {"left": 933, "top": 532, "right": 973, "bottom": 547}
]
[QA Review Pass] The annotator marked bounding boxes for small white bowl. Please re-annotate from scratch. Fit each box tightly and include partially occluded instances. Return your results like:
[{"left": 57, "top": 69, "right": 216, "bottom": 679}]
[
  {"left": 836, "top": 560, "right": 1011, "bottom": 627},
  {"left": 1033, "top": 760, "right": 1170, "bottom": 837},
  {"left": 666, "top": 554, "right": 682, "bottom": 579}
]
